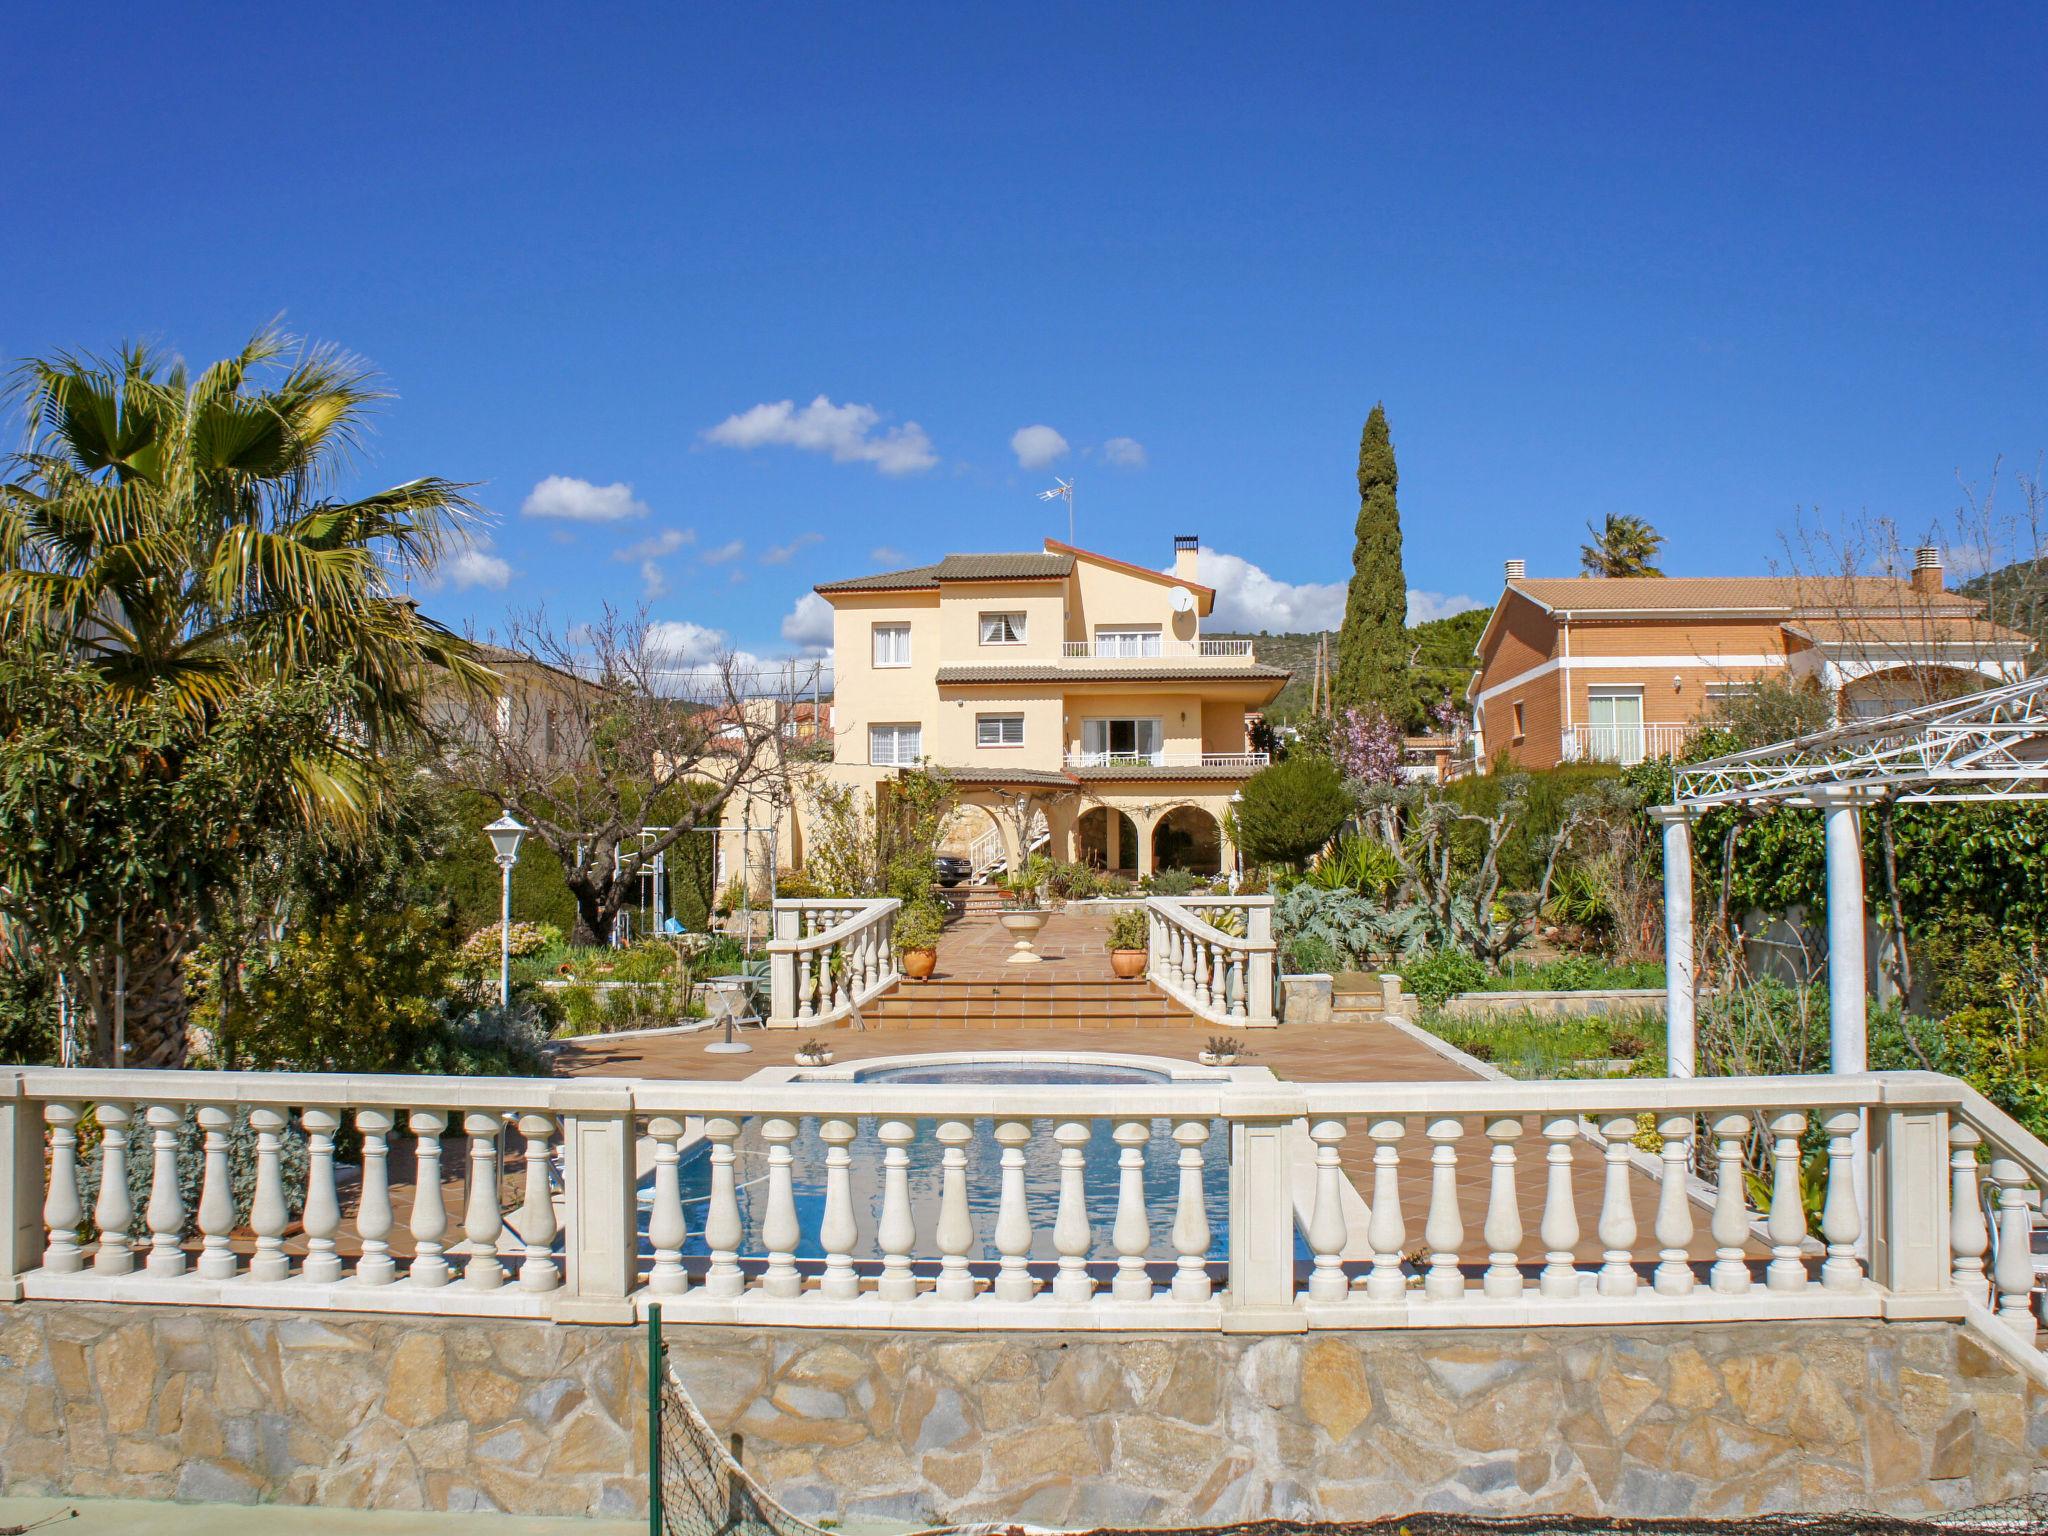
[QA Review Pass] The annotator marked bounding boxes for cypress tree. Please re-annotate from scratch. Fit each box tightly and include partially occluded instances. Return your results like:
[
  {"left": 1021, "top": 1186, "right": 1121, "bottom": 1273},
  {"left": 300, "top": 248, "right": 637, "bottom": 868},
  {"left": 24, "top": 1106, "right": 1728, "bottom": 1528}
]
[{"left": 1334, "top": 402, "right": 1410, "bottom": 720}]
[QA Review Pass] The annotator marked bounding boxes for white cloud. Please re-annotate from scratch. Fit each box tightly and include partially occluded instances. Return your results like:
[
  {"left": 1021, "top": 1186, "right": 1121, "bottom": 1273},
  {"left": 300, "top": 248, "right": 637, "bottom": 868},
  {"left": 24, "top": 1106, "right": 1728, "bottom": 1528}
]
[
  {"left": 640, "top": 619, "right": 833, "bottom": 698},
  {"left": 1407, "top": 590, "right": 1483, "bottom": 625},
  {"left": 780, "top": 592, "right": 834, "bottom": 652},
  {"left": 761, "top": 532, "right": 824, "bottom": 565},
  {"left": 521, "top": 475, "right": 650, "bottom": 522},
  {"left": 1101, "top": 436, "right": 1147, "bottom": 469},
  {"left": 700, "top": 539, "right": 746, "bottom": 565},
  {"left": 704, "top": 395, "right": 937, "bottom": 475},
  {"left": 435, "top": 539, "right": 514, "bottom": 592},
  {"left": 640, "top": 560, "right": 669, "bottom": 600},
  {"left": 1010, "top": 424, "right": 1069, "bottom": 470},
  {"left": 645, "top": 620, "right": 731, "bottom": 667},
  {"left": 1192, "top": 548, "right": 1347, "bottom": 633},
  {"left": 615, "top": 527, "right": 694, "bottom": 561},
  {"left": 869, "top": 545, "right": 908, "bottom": 564}
]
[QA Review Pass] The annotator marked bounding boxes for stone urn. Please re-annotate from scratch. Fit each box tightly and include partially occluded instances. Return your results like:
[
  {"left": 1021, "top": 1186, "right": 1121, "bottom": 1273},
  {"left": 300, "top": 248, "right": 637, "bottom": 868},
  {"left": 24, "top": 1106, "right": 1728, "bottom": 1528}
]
[{"left": 998, "top": 908, "right": 1050, "bottom": 964}]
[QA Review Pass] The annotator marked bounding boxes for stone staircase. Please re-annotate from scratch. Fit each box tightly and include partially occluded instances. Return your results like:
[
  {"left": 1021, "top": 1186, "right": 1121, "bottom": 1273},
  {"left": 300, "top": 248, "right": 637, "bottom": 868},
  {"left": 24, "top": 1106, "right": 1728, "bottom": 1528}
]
[
  {"left": 1330, "top": 971, "right": 1392, "bottom": 1024},
  {"left": 856, "top": 975, "right": 1201, "bottom": 1030},
  {"left": 938, "top": 883, "right": 1011, "bottom": 920}
]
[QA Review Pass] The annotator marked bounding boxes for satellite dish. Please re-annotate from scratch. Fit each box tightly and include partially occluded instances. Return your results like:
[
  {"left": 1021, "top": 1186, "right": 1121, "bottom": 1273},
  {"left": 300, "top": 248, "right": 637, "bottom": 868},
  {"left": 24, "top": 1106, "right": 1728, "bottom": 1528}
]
[{"left": 1169, "top": 585, "right": 1196, "bottom": 614}]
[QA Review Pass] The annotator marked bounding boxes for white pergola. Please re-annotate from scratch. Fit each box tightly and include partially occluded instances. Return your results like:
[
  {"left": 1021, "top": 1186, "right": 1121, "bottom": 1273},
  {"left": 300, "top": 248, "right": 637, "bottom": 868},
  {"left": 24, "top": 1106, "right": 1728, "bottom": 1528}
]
[{"left": 1656, "top": 673, "right": 2048, "bottom": 1082}]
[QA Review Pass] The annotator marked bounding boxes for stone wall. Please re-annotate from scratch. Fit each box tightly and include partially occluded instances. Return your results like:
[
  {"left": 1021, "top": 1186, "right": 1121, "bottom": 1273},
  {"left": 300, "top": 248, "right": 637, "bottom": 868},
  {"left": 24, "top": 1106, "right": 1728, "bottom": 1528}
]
[
  {"left": 0, "top": 1303, "right": 644, "bottom": 1518},
  {"left": 675, "top": 1320, "right": 2047, "bottom": 1527},
  {"left": 0, "top": 1305, "right": 2042, "bottom": 1524}
]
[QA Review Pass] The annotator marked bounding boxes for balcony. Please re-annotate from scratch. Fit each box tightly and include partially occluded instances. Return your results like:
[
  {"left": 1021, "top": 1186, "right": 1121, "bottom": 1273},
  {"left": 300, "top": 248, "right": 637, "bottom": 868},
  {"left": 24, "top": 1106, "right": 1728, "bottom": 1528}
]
[
  {"left": 1562, "top": 721, "right": 1700, "bottom": 765},
  {"left": 1058, "top": 638, "right": 1256, "bottom": 661},
  {"left": 1064, "top": 750, "right": 1269, "bottom": 773}
]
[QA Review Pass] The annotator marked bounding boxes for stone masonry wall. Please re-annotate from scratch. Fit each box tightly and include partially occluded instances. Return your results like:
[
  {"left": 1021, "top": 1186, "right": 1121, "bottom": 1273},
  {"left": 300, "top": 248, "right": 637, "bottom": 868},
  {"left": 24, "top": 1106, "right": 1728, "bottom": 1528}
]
[{"left": 0, "top": 1304, "right": 2043, "bottom": 1524}]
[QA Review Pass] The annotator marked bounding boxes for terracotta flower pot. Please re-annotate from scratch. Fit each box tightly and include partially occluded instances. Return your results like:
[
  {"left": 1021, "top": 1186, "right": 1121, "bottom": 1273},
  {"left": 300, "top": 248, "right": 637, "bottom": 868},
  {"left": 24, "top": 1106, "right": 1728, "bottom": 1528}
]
[
  {"left": 1110, "top": 948, "right": 1147, "bottom": 980},
  {"left": 901, "top": 947, "right": 938, "bottom": 981}
]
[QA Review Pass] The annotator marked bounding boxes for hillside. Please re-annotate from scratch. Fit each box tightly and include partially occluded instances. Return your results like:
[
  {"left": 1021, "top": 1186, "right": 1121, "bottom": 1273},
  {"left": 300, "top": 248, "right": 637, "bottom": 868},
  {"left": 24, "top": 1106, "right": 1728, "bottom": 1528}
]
[
  {"left": 1959, "top": 555, "right": 2048, "bottom": 652},
  {"left": 1216, "top": 605, "right": 1492, "bottom": 725}
]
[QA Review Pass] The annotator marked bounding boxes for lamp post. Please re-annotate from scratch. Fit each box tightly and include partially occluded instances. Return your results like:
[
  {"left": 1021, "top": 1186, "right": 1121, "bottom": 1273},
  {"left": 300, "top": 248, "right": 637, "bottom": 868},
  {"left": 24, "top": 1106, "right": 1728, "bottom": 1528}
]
[
  {"left": 1229, "top": 789, "right": 1246, "bottom": 888},
  {"left": 484, "top": 811, "right": 529, "bottom": 1008}
]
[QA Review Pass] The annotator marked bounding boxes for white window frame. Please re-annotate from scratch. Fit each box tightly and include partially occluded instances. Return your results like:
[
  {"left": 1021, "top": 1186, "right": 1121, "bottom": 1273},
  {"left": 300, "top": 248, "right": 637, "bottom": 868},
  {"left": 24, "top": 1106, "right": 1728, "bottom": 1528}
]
[
  {"left": 1584, "top": 685, "right": 1646, "bottom": 764},
  {"left": 869, "top": 723, "right": 922, "bottom": 766},
  {"left": 979, "top": 612, "right": 1027, "bottom": 646},
  {"left": 976, "top": 713, "right": 1025, "bottom": 749},
  {"left": 1093, "top": 627, "right": 1162, "bottom": 658},
  {"left": 872, "top": 623, "right": 911, "bottom": 669},
  {"left": 1078, "top": 716, "right": 1164, "bottom": 764}
]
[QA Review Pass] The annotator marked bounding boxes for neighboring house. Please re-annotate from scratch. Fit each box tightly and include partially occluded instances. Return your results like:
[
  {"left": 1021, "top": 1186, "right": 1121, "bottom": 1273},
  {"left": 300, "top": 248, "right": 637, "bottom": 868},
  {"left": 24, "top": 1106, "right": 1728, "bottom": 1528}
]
[
  {"left": 722, "top": 535, "right": 1289, "bottom": 886},
  {"left": 421, "top": 640, "right": 606, "bottom": 770},
  {"left": 1466, "top": 550, "right": 2035, "bottom": 770}
]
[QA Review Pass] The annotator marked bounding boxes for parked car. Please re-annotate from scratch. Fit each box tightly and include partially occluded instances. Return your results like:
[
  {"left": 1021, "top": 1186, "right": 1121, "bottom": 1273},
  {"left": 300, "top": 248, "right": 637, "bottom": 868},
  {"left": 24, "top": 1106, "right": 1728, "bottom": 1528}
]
[{"left": 934, "top": 855, "right": 972, "bottom": 887}]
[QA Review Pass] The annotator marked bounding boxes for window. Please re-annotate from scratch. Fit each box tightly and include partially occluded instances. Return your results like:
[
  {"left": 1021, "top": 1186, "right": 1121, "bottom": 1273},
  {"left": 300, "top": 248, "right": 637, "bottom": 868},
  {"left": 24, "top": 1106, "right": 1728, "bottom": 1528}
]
[
  {"left": 869, "top": 723, "right": 922, "bottom": 766},
  {"left": 872, "top": 624, "right": 911, "bottom": 668},
  {"left": 976, "top": 713, "right": 1025, "bottom": 748},
  {"left": 1079, "top": 717, "right": 1164, "bottom": 763},
  {"left": 979, "top": 612, "right": 1027, "bottom": 645},
  {"left": 1511, "top": 701, "right": 1526, "bottom": 740},
  {"left": 1584, "top": 686, "right": 1646, "bottom": 764},
  {"left": 1093, "top": 627, "right": 1162, "bottom": 658}
]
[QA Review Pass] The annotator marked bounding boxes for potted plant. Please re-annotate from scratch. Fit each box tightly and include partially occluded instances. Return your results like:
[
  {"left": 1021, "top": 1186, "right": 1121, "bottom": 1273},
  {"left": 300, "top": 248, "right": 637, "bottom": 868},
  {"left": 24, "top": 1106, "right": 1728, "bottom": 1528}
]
[
  {"left": 1105, "top": 908, "right": 1149, "bottom": 980},
  {"left": 795, "top": 1038, "right": 834, "bottom": 1067},
  {"left": 998, "top": 859, "right": 1052, "bottom": 964},
  {"left": 1198, "top": 1035, "right": 1246, "bottom": 1067},
  {"left": 894, "top": 901, "right": 945, "bottom": 982}
]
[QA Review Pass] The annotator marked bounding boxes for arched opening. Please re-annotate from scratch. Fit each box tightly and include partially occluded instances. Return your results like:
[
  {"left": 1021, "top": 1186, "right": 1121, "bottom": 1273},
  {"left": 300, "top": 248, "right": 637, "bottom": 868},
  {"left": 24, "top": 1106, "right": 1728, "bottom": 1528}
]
[
  {"left": 1151, "top": 805, "right": 1222, "bottom": 877},
  {"left": 939, "top": 801, "right": 1009, "bottom": 884},
  {"left": 1838, "top": 664, "right": 1991, "bottom": 723},
  {"left": 1076, "top": 806, "right": 1138, "bottom": 872}
]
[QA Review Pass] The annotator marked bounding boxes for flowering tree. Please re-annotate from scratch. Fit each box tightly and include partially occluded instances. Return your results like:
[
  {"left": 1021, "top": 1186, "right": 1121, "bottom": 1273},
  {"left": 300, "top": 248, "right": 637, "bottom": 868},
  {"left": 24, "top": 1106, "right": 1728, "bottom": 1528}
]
[{"left": 1333, "top": 705, "right": 1403, "bottom": 788}]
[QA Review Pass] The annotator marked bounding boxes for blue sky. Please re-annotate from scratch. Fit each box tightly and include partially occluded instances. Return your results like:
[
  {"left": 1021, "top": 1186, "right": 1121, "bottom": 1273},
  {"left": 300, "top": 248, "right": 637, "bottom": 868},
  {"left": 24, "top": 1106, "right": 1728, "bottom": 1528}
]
[{"left": 5, "top": 4, "right": 2043, "bottom": 680}]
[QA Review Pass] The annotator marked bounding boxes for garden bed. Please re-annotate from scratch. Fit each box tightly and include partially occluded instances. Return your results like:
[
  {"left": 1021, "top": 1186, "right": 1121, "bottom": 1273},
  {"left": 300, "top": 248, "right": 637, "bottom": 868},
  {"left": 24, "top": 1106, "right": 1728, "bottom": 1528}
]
[{"left": 1415, "top": 1006, "right": 1666, "bottom": 1080}]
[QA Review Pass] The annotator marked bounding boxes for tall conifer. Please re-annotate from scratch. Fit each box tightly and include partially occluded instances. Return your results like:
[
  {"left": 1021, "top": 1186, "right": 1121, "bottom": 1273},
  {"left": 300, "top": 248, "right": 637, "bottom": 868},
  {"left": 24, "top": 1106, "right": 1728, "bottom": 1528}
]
[{"left": 1334, "top": 403, "right": 1409, "bottom": 719}]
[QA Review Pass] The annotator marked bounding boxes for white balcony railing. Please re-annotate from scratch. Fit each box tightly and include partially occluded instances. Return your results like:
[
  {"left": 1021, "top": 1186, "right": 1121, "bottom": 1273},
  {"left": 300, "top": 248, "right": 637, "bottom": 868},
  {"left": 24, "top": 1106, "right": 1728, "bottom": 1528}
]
[
  {"left": 1147, "top": 896, "right": 1277, "bottom": 1027},
  {"left": 1562, "top": 721, "right": 1700, "bottom": 765},
  {"left": 1064, "top": 751, "right": 1270, "bottom": 771},
  {"left": 767, "top": 899, "right": 899, "bottom": 1028},
  {"left": 5, "top": 1066, "right": 2045, "bottom": 1350},
  {"left": 1058, "top": 638, "right": 1256, "bottom": 660}
]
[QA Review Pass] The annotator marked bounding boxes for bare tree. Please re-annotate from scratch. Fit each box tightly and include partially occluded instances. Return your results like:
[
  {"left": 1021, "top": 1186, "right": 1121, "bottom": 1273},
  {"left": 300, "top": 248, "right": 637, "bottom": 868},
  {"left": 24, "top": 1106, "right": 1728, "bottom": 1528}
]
[{"left": 442, "top": 606, "right": 800, "bottom": 947}]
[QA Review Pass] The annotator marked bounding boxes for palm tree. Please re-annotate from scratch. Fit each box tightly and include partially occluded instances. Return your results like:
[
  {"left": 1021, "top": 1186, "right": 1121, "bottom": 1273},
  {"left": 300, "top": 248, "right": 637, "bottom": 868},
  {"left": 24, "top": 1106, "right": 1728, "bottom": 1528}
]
[
  {"left": 1581, "top": 514, "right": 1667, "bottom": 577},
  {"left": 0, "top": 326, "right": 495, "bottom": 1065}
]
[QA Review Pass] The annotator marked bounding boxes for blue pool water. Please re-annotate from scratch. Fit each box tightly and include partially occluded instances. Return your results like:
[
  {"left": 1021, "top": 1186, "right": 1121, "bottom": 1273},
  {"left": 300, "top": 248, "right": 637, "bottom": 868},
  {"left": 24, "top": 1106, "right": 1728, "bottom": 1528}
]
[{"left": 640, "top": 1061, "right": 1231, "bottom": 1264}]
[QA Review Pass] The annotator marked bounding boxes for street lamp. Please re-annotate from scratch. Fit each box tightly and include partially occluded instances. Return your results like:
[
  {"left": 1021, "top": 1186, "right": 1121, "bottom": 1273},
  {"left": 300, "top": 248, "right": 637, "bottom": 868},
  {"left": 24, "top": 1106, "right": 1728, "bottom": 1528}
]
[
  {"left": 484, "top": 810, "right": 529, "bottom": 1008},
  {"left": 1229, "top": 789, "right": 1246, "bottom": 887}
]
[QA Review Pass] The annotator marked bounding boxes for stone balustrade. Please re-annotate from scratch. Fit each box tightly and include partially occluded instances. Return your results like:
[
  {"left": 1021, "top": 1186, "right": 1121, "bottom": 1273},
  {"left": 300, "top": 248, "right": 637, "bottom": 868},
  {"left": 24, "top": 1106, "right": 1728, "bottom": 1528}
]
[
  {"left": 766, "top": 898, "right": 899, "bottom": 1029},
  {"left": 1, "top": 1067, "right": 2044, "bottom": 1370},
  {"left": 1146, "top": 896, "right": 1278, "bottom": 1027}
]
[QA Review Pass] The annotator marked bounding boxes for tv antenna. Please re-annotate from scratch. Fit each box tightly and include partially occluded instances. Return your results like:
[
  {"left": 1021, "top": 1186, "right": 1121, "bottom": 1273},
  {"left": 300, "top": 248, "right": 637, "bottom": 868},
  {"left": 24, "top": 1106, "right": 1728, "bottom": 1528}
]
[{"left": 1038, "top": 477, "right": 1074, "bottom": 542}]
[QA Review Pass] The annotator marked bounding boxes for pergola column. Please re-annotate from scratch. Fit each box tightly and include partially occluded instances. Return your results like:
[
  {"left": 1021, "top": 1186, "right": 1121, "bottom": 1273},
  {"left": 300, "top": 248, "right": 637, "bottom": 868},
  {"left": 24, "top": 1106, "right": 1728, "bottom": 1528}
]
[
  {"left": 1650, "top": 806, "right": 1696, "bottom": 1078},
  {"left": 1807, "top": 785, "right": 1872, "bottom": 1076}
]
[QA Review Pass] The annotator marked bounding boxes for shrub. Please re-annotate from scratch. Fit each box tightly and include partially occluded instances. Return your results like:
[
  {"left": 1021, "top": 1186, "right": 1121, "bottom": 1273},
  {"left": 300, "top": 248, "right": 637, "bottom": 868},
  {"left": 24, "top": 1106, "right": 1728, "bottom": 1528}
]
[
  {"left": 1106, "top": 909, "right": 1149, "bottom": 951},
  {"left": 1142, "top": 868, "right": 1203, "bottom": 896},
  {"left": 1047, "top": 861, "right": 1103, "bottom": 900},
  {"left": 1283, "top": 933, "right": 1341, "bottom": 975},
  {"left": 1304, "top": 835, "right": 1401, "bottom": 898},
  {"left": 1232, "top": 755, "right": 1352, "bottom": 868},
  {"left": 456, "top": 921, "right": 561, "bottom": 970},
  {"left": 1274, "top": 885, "right": 1434, "bottom": 972},
  {"left": 1404, "top": 949, "right": 1489, "bottom": 1009},
  {"left": 894, "top": 900, "right": 946, "bottom": 953}
]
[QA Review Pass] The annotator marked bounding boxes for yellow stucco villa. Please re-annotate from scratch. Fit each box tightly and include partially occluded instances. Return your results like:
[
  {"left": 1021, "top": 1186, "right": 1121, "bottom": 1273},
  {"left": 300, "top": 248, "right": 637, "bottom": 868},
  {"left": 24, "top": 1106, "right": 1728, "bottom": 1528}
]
[{"left": 719, "top": 535, "right": 1289, "bottom": 890}]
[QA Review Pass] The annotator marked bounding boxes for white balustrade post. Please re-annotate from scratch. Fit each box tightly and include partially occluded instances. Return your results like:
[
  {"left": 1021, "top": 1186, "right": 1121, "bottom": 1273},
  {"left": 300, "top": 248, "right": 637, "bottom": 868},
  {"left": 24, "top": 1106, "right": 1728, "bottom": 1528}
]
[
  {"left": 92, "top": 1102, "right": 135, "bottom": 1275},
  {"left": 646, "top": 1116, "right": 690, "bottom": 1295},
  {"left": 1764, "top": 1110, "right": 1809, "bottom": 1293},
  {"left": 1867, "top": 1105, "right": 1951, "bottom": 1298},
  {"left": 195, "top": 1105, "right": 237, "bottom": 1280},
  {"left": 40, "top": 1103, "right": 85, "bottom": 1275},
  {"left": 1170, "top": 1118, "right": 1212, "bottom": 1302},
  {"left": 142, "top": 1104, "right": 186, "bottom": 1278},
  {"left": 299, "top": 1106, "right": 343, "bottom": 1284},
  {"left": 1596, "top": 1115, "right": 1639, "bottom": 1297},
  {"left": 556, "top": 1084, "right": 638, "bottom": 1317},
  {"left": 0, "top": 1080, "right": 40, "bottom": 1297},
  {"left": 1709, "top": 1112, "right": 1753, "bottom": 1294},
  {"left": 462, "top": 1111, "right": 507, "bottom": 1289},
  {"left": 353, "top": 1108, "right": 397, "bottom": 1286},
  {"left": 246, "top": 1106, "right": 291, "bottom": 1283},
  {"left": 992, "top": 1119, "right": 1036, "bottom": 1302},
  {"left": 876, "top": 1118, "right": 918, "bottom": 1302},
  {"left": 934, "top": 1119, "right": 976, "bottom": 1301},
  {"left": 760, "top": 1117, "right": 803, "bottom": 1299},
  {"left": 1365, "top": 1117, "right": 1408, "bottom": 1301},
  {"left": 1244, "top": 902, "right": 1276, "bottom": 1026},
  {"left": 1305, "top": 1118, "right": 1349, "bottom": 1302},
  {"left": 819, "top": 1116, "right": 860, "bottom": 1300},
  {"left": 1990, "top": 1159, "right": 2038, "bottom": 1343},
  {"left": 1112, "top": 1118, "right": 1153, "bottom": 1300},
  {"left": 702, "top": 1117, "right": 746, "bottom": 1299},
  {"left": 1423, "top": 1117, "right": 1465, "bottom": 1300},
  {"left": 1539, "top": 1115, "right": 1580, "bottom": 1299},
  {"left": 1653, "top": 1113, "right": 1696, "bottom": 1296},
  {"left": 1052, "top": 1120, "right": 1094, "bottom": 1302},
  {"left": 407, "top": 1108, "right": 451, "bottom": 1287},
  {"left": 515, "top": 1113, "right": 561, "bottom": 1293},
  {"left": 770, "top": 906, "right": 800, "bottom": 1027},
  {"left": 1651, "top": 808, "right": 1695, "bottom": 1078},
  {"left": 1948, "top": 1121, "right": 1989, "bottom": 1306},
  {"left": 1819, "top": 1109, "right": 1864, "bottom": 1292},
  {"left": 1482, "top": 1116, "right": 1523, "bottom": 1299}
]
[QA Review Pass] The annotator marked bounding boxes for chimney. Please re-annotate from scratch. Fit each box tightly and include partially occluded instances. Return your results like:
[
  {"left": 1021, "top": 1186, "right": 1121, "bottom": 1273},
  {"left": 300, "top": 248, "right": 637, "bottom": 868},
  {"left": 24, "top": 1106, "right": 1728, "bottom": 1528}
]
[
  {"left": 1173, "top": 534, "right": 1201, "bottom": 583},
  {"left": 1504, "top": 559, "right": 1526, "bottom": 582},
  {"left": 1911, "top": 546, "right": 1944, "bottom": 596}
]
